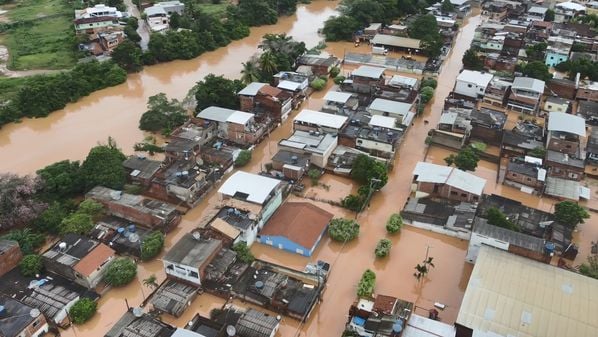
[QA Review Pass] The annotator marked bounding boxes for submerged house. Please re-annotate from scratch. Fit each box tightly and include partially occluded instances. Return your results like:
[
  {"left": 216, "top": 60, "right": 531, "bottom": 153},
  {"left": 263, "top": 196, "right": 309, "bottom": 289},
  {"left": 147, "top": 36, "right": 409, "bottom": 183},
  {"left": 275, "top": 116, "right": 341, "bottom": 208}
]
[{"left": 412, "top": 162, "right": 487, "bottom": 202}]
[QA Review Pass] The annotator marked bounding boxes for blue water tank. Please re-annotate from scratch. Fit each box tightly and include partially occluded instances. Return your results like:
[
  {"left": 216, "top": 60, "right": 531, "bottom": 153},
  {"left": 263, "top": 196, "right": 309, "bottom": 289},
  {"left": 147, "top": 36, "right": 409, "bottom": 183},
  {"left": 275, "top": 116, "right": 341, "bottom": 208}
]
[
  {"left": 128, "top": 225, "right": 136, "bottom": 233},
  {"left": 117, "top": 227, "right": 125, "bottom": 234},
  {"left": 545, "top": 242, "right": 556, "bottom": 255}
]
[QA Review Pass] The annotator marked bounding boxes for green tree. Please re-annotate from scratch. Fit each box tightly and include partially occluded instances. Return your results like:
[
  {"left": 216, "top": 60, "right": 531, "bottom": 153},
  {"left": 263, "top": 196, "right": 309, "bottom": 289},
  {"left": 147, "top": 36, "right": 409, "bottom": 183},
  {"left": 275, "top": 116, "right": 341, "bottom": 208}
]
[
  {"left": 529, "top": 146, "right": 546, "bottom": 159},
  {"left": 69, "top": 298, "right": 97, "bottom": 324},
  {"left": 329, "top": 66, "right": 340, "bottom": 78},
  {"left": 19, "top": 254, "right": 43, "bottom": 277},
  {"left": 462, "top": 48, "right": 484, "bottom": 70},
  {"left": 421, "top": 78, "right": 437, "bottom": 89},
  {"left": 328, "top": 218, "right": 360, "bottom": 242},
  {"left": 310, "top": 78, "right": 327, "bottom": 91},
  {"left": 579, "top": 256, "right": 598, "bottom": 279},
  {"left": 234, "top": 150, "right": 252, "bottom": 167},
  {"left": 111, "top": 40, "right": 143, "bottom": 72},
  {"left": 444, "top": 147, "right": 480, "bottom": 171},
  {"left": 486, "top": 207, "right": 519, "bottom": 231},
  {"left": 36, "top": 160, "right": 83, "bottom": 201},
  {"left": 60, "top": 213, "right": 94, "bottom": 235},
  {"left": 195, "top": 74, "right": 244, "bottom": 112},
  {"left": 77, "top": 200, "right": 104, "bottom": 220},
  {"left": 238, "top": 0, "right": 278, "bottom": 26},
  {"left": 232, "top": 242, "right": 255, "bottom": 263},
  {"left": 441, "top": 0, "right": 454, "bottom": 12},
  {"left": 322, "top": 15, "right": 361, "bottom": 41},
  {"left": 409, "top": 15, "right": 438, "bottom": 40},
  {"left": 80, "top": 138, "right": 127, "bottom": 191},
  {"left": 34, "top": 202, "right": 70, "bottom": 234},
  {"left": 104, "top": 258, "right": 137, "bottom": 287},
  {"left": 241, "top": 60, "right": 261, "bottom": 84},
  {"left": 525, "top": 42, "right": 547, "bottom": 62},
  {"left": 308, "top": 168, "right": 321, "bottom": 185},
  {"left": 139, "top": 93, "right": 188, "bottom": 133},
  {"left": 545, "top": 9, "right": 555, "bottom": 21},
  {"left": 259, "top": 51, "right": 278, "bottom": 78},
  {"left": 143, "top": 274, "right": 159, "bottom": 289},
  {"left": 375, "top": 239, "right": 392, "bottom": 258},
  {"left": 414, "top": 257, "right": 435, "bottom": 281},
  {"left": 341, "top": 194, "right": 365, "bottom": 211},
  {"left": 420, "top": 86, "right": 435, "bottom": 104},
  {"left": 356, "top": 269, "right": 376, "bottom": 297},
  {"left": 140, "top": 232, "right": 165, "bottom": 261},
  {"left": 554, "top": 201, "right": 590, "bottom": 229},
  {"left": 2, "top": 228, "right": 45, "bottom": 255},
  {"left": 386, "top": 213, "right": 403, "bottom": 234},
  {"left": 520, "top": 61, "right": 552, "bottom": 81},
  {"left": 350, "top": 154, "right": 388, "bottom": 189}
]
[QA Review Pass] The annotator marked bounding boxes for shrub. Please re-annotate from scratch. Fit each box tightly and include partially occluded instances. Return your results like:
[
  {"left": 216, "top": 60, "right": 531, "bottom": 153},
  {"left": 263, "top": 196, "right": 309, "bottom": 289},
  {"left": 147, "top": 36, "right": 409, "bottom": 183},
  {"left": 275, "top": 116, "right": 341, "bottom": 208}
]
[
  {"left": 69, "top": 298, "right": 97, "bottom": 325},
  {"left": 386, "top": 213, "right": 403, "bottom": 234},
  {"left": 420, "top": 86, "right": 435, "bottom": 104},
  {"left": 554, "top": 201, "right": 590, "bottom": 229},
  {"left": 329, "top": 66, "right": 340, "bottom": 78},
  {"left": 356, "top": 269, "right": 376, "bottom": 297},
  {"left": 308, "top": 168, "right": 321, "bottom": 185},
  {"left": 310, "top": 78, "right": 327, "bottom": 91},
  {"left": 420, "top": 78, "right": 437, "bottom": 89},
  {"left": 235, "top": 150, "right": 252, "bottom": 167},
  {"left": 334, "top": 75, "right": 346, "bottom": 85},
  {"left": 104, "top": 258, "right": 137, "bottom": 287},
  {"left": 140, "top": 232, "right": 165, "bottom": 261},
  {"left": 328, "top": 218, "right": 360, "bottom": 242},
  {"left": 486, "top": 207, "right": 519, "bottom": 231},
  {"left": 233, "top": 242, "right": 255, "bottom": 263},
  {"left": 375, "top": 239, "right": 392, "bottom": 258},
  {"left": 20, "top": 254, "right": 43, "bottom": 277}
]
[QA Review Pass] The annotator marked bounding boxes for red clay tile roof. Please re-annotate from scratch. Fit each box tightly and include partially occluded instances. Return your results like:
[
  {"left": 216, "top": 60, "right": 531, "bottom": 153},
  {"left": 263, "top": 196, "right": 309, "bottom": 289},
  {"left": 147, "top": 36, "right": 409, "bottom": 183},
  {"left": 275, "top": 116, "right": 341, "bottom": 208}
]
[
  {"left": 260, "top": 202, "right": 333, "bottom": 250},
  {"left": 373, "top": 295, "right": 398, "bottom": 315},
  {"left": 259, "top": 85, "right": 283, "bottom": 98},
  {"left": 74, "top": 243, "right": 115, "bottom": 277}
]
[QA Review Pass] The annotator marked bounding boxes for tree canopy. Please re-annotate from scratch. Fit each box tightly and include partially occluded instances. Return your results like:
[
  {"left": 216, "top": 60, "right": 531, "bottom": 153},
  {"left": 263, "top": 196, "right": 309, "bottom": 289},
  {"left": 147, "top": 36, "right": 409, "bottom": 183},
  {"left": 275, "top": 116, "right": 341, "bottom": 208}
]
[
  {"left": 351, "top": 154, "right": 388, "bottom": 189},
  {"left": 444, "top": 147, "right": 480, "bottom": 171},
  {"left": 462, "top": 48, "right": 484, "bottom": 71},
  {"left": 328, "top": 218, "right": 360, "bottom": 242},
  {"left": 0, "top": 174, "right": 46, "bottom": 231},
  {"left": 20, "top": 254, "right": 43, "bottom": 277},
  {"left": 232, "top": 242, "right": 255, "bottom": 263},
  {"left": 409, "top": 15, "right": 442, "bottom": 57},
  {"left": 356, "top": 269, "right": 376, "bottom": 297},
  {"left": 554, "top": 57, "right": 598, "bottom": 81},
  {"left": 386, "top": 213, "right": 403, "bottom": 234},
  {"left": 519, "top": 61, "right": 552, "bottom": 81},
  {"left": 140, "top": 231, "right": 165, "bottom": 261},
  {"left": 375, "top": 239, "right": 392, "bottom": 258},
  {"left": 554, "top": 201, "right": 589, "bottom": 229},
  {"left": 139, "top": 93, "right": 188, "bottom": 133},
  {"left": 111, "top": 40, "right": 143, "bottom": 73},
  {"left": 322, "top": 15, "right": 361, "bottom": 41},
  {"left": 579, "top": 256, "right": 598, "bottom": 279},
  {"left": 104, "top": 258, "right": 137, "bottom": 286},
  {"left": 194, "top": 74, "right": 244, "bottom": 112},
  {"left": 69, "top": 298, "right": 97, "bottom": 325},
  {"left": 37, "top": 160, "right": 83, "bottom": 201},
  {"left": 80, "top": 138, "right": 127, "bottom": 191},
  {"left": 2, "top": 228, "right": 45, "bottom": 255}
]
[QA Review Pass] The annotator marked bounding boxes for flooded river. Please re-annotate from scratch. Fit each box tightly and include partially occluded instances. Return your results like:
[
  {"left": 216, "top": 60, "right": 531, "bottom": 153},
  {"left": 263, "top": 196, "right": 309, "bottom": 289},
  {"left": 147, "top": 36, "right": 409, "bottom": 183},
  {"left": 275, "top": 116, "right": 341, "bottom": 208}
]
[{"left": 0, "top": 1, "right": 340, "bottom": 174}]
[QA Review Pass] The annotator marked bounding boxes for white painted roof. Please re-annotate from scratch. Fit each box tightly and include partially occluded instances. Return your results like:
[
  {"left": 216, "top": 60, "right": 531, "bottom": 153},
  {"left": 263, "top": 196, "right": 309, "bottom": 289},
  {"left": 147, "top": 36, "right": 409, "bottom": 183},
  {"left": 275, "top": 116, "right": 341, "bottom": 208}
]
[
  {"left": 403, "top": 314, "right": 456, "bottom": 337},
  {"left": 457, "top": 70, "right": 493, "bottom": 88},
  {"left": 547, "top": 111, "right": 586, "bottom": 137},
  {"left": 277, "top": 80, "right": 301, "bottom": 91},
  {"left": 512, "top": 77, "right": 545, "bottom": 94},
  {"left": 450, "top": 0, "right": 469, "bottom": 5},
  {"left": 196, "top": 106, "right": 253, "bottom": 125},
  {"left": 238, "top": 82, "right": 266, "bottom": 96},
  {"left": 557, "top": 1, "right": 586, "bottom": 11},
  {"left": 457, "top": 246, "right": 598, "bottom": 337},
  {"left": 369, "top": 115, "right": 398, "bottom": 130},
  {"left": 144, "top": 5, "right": 167, "bottom": 16},
  {"left": 324, "top": 91, "right": 353, "bottom": 104},
  {"left": 439, "top": 112, "right": 458, "bottom": 125},
  {"left": 218, "top": 171, "right": 280, "bottom": 204},
  {"left": 352, "top": 65, "right": 386, "bottom": 79},
  {"left": 413, "top": 162, "right": 486, "bottom": 196},
  {"left": 371, "top": 34, "right": 421, "bottom": 49},
  {"left": 294, "top": 109, "right": 348, "bottom": 129},
  {"left": 388, "top": 75, "right": 418, "bottom": 88},
  {"left": 368, "top": 98, "right": 412, "bottom": 116},
  {"left": 528, "top": 6, "right": 548, "bottom": 14}
]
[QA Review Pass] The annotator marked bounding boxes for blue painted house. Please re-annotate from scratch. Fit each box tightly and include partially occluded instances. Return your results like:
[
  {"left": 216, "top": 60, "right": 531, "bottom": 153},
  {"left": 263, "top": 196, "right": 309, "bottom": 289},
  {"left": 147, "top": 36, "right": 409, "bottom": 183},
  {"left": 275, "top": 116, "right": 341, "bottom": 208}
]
[{"left": 257, "top": 202, "right": 333, "bottom": 257}]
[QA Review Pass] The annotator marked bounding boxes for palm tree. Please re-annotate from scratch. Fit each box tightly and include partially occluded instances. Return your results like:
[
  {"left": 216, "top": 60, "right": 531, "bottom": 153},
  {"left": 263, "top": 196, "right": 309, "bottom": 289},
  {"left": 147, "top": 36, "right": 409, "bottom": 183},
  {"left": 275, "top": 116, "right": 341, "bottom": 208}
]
[
  {"left": 143, "top": 274, "right": 159, "bottom": 289},
  {"left": 240, "top": 60, "right": 260, "bottom": 84},
  {"left": 259, "top": 51, "right": 278, "bottom": 77}
]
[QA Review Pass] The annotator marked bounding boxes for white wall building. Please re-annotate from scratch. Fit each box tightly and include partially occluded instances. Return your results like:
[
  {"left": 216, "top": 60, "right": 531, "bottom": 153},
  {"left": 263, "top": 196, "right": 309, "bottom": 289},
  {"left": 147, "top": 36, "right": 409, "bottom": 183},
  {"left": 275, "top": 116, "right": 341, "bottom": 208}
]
[{"left": 454, "top": 70, "right": 493, "bottom": 99}]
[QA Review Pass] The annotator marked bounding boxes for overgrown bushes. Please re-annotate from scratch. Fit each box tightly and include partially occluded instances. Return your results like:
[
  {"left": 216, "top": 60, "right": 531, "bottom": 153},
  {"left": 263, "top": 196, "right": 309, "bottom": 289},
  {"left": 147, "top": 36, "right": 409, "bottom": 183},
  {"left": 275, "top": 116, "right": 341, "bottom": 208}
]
[
  {"left": 235, "top": 150, "right": 252, "bottom": 167},
  {"left": 19, "top": 254, "right": 43, "bottom": 277},
  {"left": 232, "top": 242, "right": 255, "bottom": 263},
  {"left": 375, "top": 239, "right": 392, "bottom": 258},
  {"left": 69, "top": 298, "right": 97, "bottom": 324},
  {"left": 104, "top": 258, "right": 137, "bottom": 287},
  {"left": 356, "top": 269, "right": 376, "bottom": 297},
  {"left": 328, "top": 218, "right": 360, "bottom": 242},
  {"left": 386, "top": 213, "right": 403, "bottom": 234},
  {"left": 140, "top": 232, "right": 165, "bottom": 261}
]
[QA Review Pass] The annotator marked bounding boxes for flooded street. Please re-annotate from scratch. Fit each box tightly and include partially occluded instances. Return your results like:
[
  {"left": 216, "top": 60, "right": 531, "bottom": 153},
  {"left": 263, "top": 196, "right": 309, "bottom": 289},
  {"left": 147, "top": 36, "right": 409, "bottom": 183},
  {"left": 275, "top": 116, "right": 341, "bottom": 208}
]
[{"left": 0, "top": 1, "right": 340, "bottom": 174}]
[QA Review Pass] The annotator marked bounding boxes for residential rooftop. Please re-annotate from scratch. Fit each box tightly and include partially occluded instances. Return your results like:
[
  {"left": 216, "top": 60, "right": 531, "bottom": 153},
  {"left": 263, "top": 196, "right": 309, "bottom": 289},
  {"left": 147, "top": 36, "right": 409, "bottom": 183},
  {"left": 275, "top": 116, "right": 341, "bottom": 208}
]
[
  {"left": 218, "top": 171, "right": 280, "bottom": 205},
  {"left": 547, "top": 111, "right": 586, "bottom": 137},
  {"left": 294, "top": 109, "right": 348, "bottom": 130},
  {"left": 413, "top": 162, "right": 487, "bottom": 196},
  {"left": 164, "top": 234, "right": 221, "bottom": 267},
  {"left": 86, "top": 186, "right": 178, "bottom": 221}
]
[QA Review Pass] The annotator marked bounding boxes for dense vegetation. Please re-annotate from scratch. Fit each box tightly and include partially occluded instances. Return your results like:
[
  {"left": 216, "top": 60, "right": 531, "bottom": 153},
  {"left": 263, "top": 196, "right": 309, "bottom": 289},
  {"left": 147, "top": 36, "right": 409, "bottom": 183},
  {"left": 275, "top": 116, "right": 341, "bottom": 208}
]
[
  {"left": 104, "top": 257, "right": 137, "bottom": 286},
  {"left": 0, "top": 61, "right": 127, "bottom": 127},
  {"left": 140, "top": 231, "right": 165, "bottom": 261},
  {"left": 69, "top": 298, "right": 97, "bottom": 324},
  {"left": 0, "top": 174, "right": 46, "bottom": 231},
  {"left": 486, "top": 207, "right": 519, "bottom": 232},
  {"left": 386, "top": 213, "right": 403, "bottom": 234},
  {"left": 444, "top": 146, "right": 480, "bottom": 171},
  {"left": 342, "top": 155, "right": 389, "bottom": 211},
  {"left": 322, "top": 0, "right": 402, "bottom": 41},
  {"left": 241, "top": 34, "right": 307, "bottom": 83},
  {"left": 579, "top": 256, "right": 598, "bottom": 280},
  {"left": 232, "top": 242, "right": 255, "bottom": 263},
  {"left": 462, "top": 48, "right": 484, "bottom": 71},
  {"left": 59, "top": 200, "right": 104, "bottom": 235},
  {"left": 139, "top": 93, "right": 188, "bottom": 134},
  {"left": 328, "top": 218, "right": 360, "bottom": 242},
  {"left": 375, "top": 239, "right": 392, "bottom": 258},
  {"left": 517, "top": 61, "right": 552, "bottom": 81},
  {"left": 554, "top": 201, "right": 590, "bottom": 229},
  {"left": 234, "top": 150, "right": 252, "bottom": 167},
  {"left": 19, "top": 254, "right": 43, "bottom": 277},
  {"left": 555, "top": 57, "right": 598, "bottom": 81},
  {"left": 356, "top": 269, "right": 376, "bottom": 297},
  {"left": 194, "top": 74, "right": 245, "bottom": 112},
  {"left": 1, "top": 228, "right": 45, "bottom": 255},
  {"left": 408, "top": 14, "right": 443, "bottom": 58},
  {"left": 80, "top": 138, "right": 127, "bottom": 191}
]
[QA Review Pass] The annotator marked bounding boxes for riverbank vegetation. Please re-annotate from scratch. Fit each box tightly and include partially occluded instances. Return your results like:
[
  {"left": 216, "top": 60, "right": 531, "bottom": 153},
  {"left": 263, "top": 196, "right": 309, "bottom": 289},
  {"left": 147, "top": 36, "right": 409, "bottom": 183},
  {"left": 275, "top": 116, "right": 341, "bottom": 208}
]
[{"left": 139, "top": 93, "right": 188, "bottom": 135}]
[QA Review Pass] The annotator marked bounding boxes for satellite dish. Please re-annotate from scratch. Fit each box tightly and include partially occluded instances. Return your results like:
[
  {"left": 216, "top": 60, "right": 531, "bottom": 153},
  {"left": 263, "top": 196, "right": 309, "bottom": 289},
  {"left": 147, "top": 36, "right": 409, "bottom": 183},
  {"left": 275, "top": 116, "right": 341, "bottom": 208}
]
[
  {"left": 132, "top": 307, "right": 143, "bottom": 317},
  {"left": 30, "top": 309, "right": 41, "bottom": 318},
  {"left": 226, "top": 325, "right": 236, "bottom": 337}
]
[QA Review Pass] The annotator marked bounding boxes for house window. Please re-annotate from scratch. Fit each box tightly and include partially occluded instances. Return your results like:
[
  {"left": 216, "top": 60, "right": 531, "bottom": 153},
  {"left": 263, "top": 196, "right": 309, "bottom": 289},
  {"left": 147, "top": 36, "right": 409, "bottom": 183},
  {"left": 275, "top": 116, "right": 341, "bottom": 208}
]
[
  {"left": 296, "top": 248, "right": 304, "bottom": 255},
  {"left": 512, "top": 173, "right": 517, "bottom": 177},
  {"left": 189, "top": 271, "right": 199, "bottom": 278},
  {"left": 467, "top": 84, "right": 473, "bottom": 88},
  {"left": 473, "top": 196, "right": 479, "bottom": 202},
  {"left": 32, "top": 319, "right": 39, "bottom": 328},
  {"left": 565, "top": 145, "right": 571, "bottom": 149},
  {"left": 461, "top": 193, "right": 467, "bottom": 197},
  {"left": 450, "top": 191, "right": 458, "bottom": 195},
  {"left": 568, "top": 172, "right": 578, "bottom": 179}
]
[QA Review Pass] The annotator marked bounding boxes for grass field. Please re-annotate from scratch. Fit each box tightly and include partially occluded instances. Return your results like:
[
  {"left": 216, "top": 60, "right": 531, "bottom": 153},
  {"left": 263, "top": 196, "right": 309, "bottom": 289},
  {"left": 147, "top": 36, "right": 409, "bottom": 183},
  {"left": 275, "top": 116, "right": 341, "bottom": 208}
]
[{"left": 0, "top": 0, "right": 77, "bottom": 70}]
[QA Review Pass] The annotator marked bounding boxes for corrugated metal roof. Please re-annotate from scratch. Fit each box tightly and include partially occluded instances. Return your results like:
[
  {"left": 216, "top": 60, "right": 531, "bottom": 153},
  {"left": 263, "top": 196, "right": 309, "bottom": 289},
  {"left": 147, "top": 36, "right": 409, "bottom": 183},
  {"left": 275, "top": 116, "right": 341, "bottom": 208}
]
[
  {"left": 512, "top": 77, "right": 545, "bottom": 94},
  {"left": 369, "top": 98, "right": 412, "bottom": 115},
  {"left": 369, "top": 115, "right": 398, "bottom": 130},
  {"left": 457, "top": 246, "right": 598, "bottom": 337},
  {"left": 371, "top": 34, "right": 421, "bottom": 49},
  {"left": 238, "top": 82, "right": 267, "bottom": 96},
  {"left": 457, "top": 70, "right": 493, "bottom": 88},
  {"left": 352, "top": 65, "right": 386, "bottom": 79},
  {"left": 547, "top": 111, "right": 586, "bottom": 137},
  {"left": 413, "top": 162, "right": 486, "bottom": 195},
  {"left": 324, "top": 91, "right": 353, "bottom": 104}
]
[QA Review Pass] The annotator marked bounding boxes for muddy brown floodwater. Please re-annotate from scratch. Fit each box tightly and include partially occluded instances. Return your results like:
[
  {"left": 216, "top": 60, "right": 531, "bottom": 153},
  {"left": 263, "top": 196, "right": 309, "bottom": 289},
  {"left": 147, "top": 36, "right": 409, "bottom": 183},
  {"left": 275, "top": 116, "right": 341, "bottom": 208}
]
[{"left": 0, "top": 1, "right": 340, "bottom": 174}]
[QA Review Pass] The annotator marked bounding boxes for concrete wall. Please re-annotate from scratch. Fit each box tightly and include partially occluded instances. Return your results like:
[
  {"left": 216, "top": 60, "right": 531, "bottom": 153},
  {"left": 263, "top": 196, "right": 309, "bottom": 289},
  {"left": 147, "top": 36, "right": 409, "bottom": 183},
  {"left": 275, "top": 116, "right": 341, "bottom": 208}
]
[
  {"left": 504, "top": 170, "right": 543, "bottom": 189},
  {"left": 258, "top": 235, "right": 314, "bottom": 257},
  {"left": 417, "top": 182, "right": 481, "bottom": 202},
  {"left": 465, "top": 232, "right": 510, "bottom": 263},
  {"left": 0, "top": 243, "right": 22, "bottom": 277},
  {"left": 454, "top": 80, "right": 487, "bottom": 98},
  {"left": 356, "top": 137, "right": 394, "bottom": 155}
]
